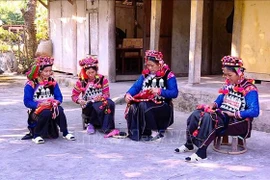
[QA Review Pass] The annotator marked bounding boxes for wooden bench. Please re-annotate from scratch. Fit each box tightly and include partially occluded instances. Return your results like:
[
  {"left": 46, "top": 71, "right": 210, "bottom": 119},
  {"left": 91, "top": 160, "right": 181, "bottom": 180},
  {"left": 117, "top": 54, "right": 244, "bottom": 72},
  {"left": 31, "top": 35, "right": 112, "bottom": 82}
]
[{"left": 213, "top": 135, "right": 247, "bottom": 155}]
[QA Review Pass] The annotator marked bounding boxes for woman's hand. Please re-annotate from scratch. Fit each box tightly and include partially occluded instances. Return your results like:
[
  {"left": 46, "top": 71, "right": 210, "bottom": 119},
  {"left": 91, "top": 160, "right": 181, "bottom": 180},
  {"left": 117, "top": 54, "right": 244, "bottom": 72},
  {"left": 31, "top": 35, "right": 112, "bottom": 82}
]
[
  {"left": 208, "top": 103, "right": 216, "bottom": 110},
  {"left": 125, "top": 93, "right": 133, "bottom": 103},
  {"left": 150, "top": 88, "right": 160, "bottom": 96},
  {"left": 39, "top": 100, "right": 51, "bottom": 107},
  {"left": 222, "top": 111, "right": 234, "bottom": 117},
  {"left": 77, "top": 99, "right": 87, "bottom": 108},
  {"left": 94, "top": 96, "right": 102, "bottom": 102}
]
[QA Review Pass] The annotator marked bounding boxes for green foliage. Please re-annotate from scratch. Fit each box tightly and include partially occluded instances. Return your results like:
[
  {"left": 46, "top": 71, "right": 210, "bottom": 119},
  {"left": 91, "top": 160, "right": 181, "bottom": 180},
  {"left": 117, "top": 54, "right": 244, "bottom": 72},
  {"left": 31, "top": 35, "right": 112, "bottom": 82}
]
[
  {"left": 0, "top": 27, "right": 20, "bottom": 53},
  {"left": 0, "top": 27, "right": 19, "bottom": 42},
  {"left": 0, "top": 1, "right": 25, "bottom": 25},
  {"left": 0, "top": 0, "right": 48, "bottom": 41},
  {"left": 35, "top": 2, "right": 49, "bottom": 41},
  {"left": 0, "top": 0, "right": 49, "bottom": 73}
]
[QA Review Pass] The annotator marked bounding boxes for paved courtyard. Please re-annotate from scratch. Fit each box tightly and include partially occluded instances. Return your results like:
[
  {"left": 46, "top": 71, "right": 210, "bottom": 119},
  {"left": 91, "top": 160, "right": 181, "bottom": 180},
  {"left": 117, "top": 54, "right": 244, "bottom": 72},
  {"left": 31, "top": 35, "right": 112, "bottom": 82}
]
[{"left": 0, "top": 74, "right": 270, "bottom": 180}]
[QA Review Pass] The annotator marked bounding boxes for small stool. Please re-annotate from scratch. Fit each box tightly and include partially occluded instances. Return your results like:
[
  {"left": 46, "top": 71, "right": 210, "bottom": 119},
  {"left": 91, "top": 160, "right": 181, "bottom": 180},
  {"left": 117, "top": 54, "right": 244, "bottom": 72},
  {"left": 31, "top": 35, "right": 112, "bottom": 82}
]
[
  {"left": 213, "top": 135, "right": 247, "bottom": 155},
  {"left": 81, "top": 114, "right": 88, "bottom": 130}
]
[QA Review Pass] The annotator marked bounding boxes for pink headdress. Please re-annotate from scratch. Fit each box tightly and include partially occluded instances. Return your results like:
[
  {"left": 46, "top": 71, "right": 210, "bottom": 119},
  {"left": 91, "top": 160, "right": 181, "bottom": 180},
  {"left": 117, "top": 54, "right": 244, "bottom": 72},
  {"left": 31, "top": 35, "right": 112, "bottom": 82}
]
[
  {"left": 79, "top": 56, "right": 98, "bottom": 69},
  {"left": 78, "top": 56, "right": 99, "bottom": 80}
]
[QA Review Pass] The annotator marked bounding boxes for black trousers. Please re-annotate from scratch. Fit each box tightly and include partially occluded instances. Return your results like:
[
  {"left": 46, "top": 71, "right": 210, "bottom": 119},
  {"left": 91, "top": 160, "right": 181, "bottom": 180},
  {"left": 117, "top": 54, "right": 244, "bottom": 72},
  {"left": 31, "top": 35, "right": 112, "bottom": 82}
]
[
  {"left": 186, "top": 110, "right": 251, "bottom": 148},
  {"left": 127, "top": 101, "right": 173, "bottom": 141},
  {"left": 28, "top": 106, "right": 68, "bottom": 138},
  {"left": 82, "top": 99, "right": 115, "bottom": 133}
]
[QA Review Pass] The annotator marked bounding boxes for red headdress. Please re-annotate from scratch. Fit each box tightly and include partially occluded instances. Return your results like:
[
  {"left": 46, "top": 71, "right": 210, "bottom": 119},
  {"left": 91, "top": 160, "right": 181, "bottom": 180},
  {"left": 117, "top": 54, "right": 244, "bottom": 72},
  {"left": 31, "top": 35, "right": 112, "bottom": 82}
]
[
  {"left": 142, "top": 50, "right": 169, "bottom": 77},
  {"left": 144, "top": 50, "right": 164, "bottom": 65}
]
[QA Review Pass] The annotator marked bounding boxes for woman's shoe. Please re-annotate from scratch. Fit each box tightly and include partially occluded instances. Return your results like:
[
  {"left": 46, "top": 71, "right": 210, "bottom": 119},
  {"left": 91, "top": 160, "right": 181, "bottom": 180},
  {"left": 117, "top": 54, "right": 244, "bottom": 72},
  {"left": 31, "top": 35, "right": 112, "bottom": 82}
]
[
  {"left": 174, "top": 145, "right": 194, "bottom": 153},
  {"left": 185, "top": 153, "right": 207, "bottom": 162},
  {"left": 86, "top": 124, "right": 95, "bottom": 134},
  {"left": 32, "top": 136, "right": 45, "bottom": 144},
  {"left": 150, "top": 133, "right": 164, "bottom": 141},
  {"left": 63, "top": 133, "right": 76, "bottom": 141}
]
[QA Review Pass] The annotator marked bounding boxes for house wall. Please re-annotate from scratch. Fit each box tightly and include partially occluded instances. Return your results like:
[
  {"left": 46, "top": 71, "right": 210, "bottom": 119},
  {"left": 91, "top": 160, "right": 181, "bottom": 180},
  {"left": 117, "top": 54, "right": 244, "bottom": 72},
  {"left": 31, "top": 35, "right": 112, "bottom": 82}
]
[
  {"left": 171, "top": 0, "right": 191, "bottom": 76},
  {"left": 61, "top": 1, "right": 77, "bottom": 74},
  {"left": 49, "top": 0, "right": 115, "bottom": 80},
  {"left": 49, "top": 1, "right": 62, "bottom": 72},
  {"left": 98, "top": 0, "right": 115, "bottom": 81},
  {"left": 238, "top": 1, "right": 270, "bottom": 80},
  {"left": 76, "top": 0, "right": 88, "bottom": 73},
  {"left": 49, "top": 1, "right": 78, "bottom": 74}
]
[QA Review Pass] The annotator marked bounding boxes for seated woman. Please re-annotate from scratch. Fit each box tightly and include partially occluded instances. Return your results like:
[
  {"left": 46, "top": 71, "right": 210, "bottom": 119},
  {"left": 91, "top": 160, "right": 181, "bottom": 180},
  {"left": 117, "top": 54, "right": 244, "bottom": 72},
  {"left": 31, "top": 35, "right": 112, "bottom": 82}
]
[
  {"left": 124, "top": 50, "right": 178, "bottom": 141},
  {"left": 23, "top": 56, "right": 75, "bottom": 144},
  {"left": 175, "top": 56, "right": 260, "bottom": 162},
  {"left": 71, "top": 56, "right": 116, "bottom": 135}
]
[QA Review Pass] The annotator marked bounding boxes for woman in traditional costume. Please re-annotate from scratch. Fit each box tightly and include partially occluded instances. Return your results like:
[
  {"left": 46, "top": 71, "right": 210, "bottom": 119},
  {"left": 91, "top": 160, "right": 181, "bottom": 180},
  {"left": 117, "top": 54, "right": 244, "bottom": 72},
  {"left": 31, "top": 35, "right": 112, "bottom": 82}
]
[
  {"left": 175, "top": 55, "right": 260, "bottom": 162},
  {"left": 71, "top": 56, "right": 116, "bottom": 136},
  {"left": 124, "top": 50, "right": 178, "bottom": 141},
  {"left": 23, "top": 57, "right": 75, "bottom": 144}
]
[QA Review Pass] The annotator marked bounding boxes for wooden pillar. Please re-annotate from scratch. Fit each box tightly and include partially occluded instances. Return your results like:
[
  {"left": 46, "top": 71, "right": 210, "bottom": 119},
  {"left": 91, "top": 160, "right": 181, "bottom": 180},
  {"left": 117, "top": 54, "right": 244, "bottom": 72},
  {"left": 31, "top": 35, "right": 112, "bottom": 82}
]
[
  {"left": 231, "top": 1, "right": 243, "bottom": 57},
  {"left": 98, "top": 0, "right": 116, "bottom": 82},
  {"left": 188, "top": 0, "right": 204, "bottom": 84},
  {"left": 150, "top": 0, "right": 162, "bottom": 50},
  {"left": 87, "top": 1, "right": 98, "bottom": 55}
]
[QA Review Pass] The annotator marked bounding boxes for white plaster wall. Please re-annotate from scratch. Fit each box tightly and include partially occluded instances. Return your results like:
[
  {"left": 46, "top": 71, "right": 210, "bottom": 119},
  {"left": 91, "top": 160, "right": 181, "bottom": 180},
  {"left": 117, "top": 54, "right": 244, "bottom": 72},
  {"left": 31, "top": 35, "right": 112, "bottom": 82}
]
[
  {"left": 49, "top": 1, "right": 62, "bottom": 71},
  {"left": 171, "top": 0, "right": 191, "bottom": 76},
  {"left": 76, "top": 0, "right": 87, "bottom": 73},
  {"left": 61, "top": 1, "right": 77, "bottom": 74},
  {"left": 98, "top": 0, "right": 115, "bottom": 81}
]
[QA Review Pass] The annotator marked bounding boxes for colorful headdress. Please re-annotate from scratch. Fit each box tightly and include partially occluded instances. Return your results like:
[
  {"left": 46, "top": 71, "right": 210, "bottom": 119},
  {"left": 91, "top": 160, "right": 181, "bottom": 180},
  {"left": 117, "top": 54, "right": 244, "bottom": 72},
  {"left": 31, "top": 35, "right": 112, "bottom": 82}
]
[
  {"left": 144, "top": 50, "right": 164, "bottom": 65},
  {"left": 221, "top": 56, "right": 243, "bottom": 67},
  {"left": 26, "top": 56, "right": 54, "bottom": 80},
  {"left": 79, "top": 56, "right": 98, "bottom": 69},
  {"left": 142, "top": 50, "right": 170, "bottom": 77},
  {"left": 78, "top": 56, "right": 99, "bottom": 80}
]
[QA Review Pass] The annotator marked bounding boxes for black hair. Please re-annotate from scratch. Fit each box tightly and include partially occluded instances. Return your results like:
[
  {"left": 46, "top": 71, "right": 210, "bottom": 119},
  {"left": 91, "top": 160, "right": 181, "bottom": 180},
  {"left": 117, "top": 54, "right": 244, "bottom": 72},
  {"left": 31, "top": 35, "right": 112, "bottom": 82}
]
[
  {"left": 147, "top": 56, "right": 159, "bottom": 65},
  {"left": 40, "top": 65, "right": 53, "bottom": 71},
  {"left": 223, "top": 66, "right": 245, "bottom": 74},
  {"left": 85, "top": 66, "right": 98, "bottom": 72}
]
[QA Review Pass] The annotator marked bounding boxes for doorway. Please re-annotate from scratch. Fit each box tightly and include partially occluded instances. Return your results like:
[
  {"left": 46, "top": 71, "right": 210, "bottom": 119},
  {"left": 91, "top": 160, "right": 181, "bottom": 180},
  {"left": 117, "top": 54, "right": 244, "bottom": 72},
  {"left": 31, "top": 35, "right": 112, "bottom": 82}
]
[
  {"left": 115, "top": 0, "right": 144, "bottom": 78},
  {"left": 115, "top": 0, "right": 173, "bottom": 80},
  {"left": 202, "top": 0, "right": 234, "bottom": 75}
]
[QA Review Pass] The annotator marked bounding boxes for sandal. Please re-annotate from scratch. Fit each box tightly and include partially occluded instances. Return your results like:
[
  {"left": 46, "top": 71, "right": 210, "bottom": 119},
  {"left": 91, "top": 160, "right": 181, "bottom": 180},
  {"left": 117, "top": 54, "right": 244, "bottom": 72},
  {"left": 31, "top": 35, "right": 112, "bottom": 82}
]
[
  {"left": 32, "top": 136, "right": 45, "bottom": 144},
  {"left": 104, "top": 129, "right": 120, "bottom": 138},
  {"left": 174, "top": 145, "right": 193, "bottom": 153},
  {"left": 185, "top": 153, "right": 207, "bottom": 162},
  {"left": 112, "top": 132, "right": 128, "bottom": 139},
  {"left": 63, "top": 133, "right": 76, "bottom": 141}
]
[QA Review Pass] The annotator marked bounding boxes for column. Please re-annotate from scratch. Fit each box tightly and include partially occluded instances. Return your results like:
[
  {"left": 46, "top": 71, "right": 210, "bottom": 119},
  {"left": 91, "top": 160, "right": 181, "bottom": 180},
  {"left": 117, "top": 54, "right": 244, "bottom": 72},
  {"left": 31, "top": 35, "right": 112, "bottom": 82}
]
[
  {"left": 98, "top": 0, "right": 116, "bottom": 82},
  {"left": 150, "top": 0, "right": 162, "bottom": 50},
  {"left": 188, "top": 0, "right": 204, "bottom": 84}
]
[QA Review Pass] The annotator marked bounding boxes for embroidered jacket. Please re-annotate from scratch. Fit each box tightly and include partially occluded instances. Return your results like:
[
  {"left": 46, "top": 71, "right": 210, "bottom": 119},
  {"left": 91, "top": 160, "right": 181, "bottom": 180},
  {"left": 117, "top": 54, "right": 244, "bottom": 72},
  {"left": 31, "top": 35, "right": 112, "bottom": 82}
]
[
  {"left": 214, "top": 79, "right": 260, "bottom": 119},
  {"left": 24, "top": 77, "right": 62, "bottom": 110},
  {"left": 71, "top": 74, "right": 110, "bottom": 103}
]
